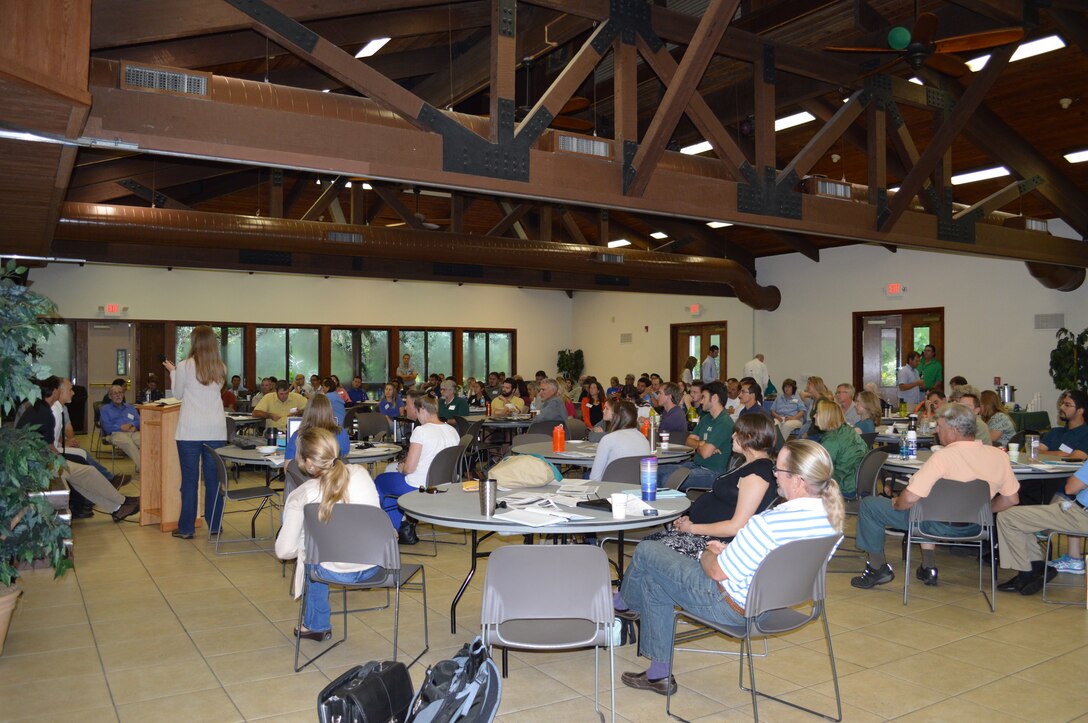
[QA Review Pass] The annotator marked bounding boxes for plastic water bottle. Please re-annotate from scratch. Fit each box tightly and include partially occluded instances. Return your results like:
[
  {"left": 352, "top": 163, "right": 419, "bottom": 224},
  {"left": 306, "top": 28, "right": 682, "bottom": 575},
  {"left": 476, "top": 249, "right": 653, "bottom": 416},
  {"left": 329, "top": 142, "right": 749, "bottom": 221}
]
[
  {"left": 640, "top": 457, "right": 658, "bottom": 502},
  {"left": 906, "top": 429, "right": 918, "bottom": 459},
  {"left": 899, "top": 432, "right": 908, "bottom": 460}
]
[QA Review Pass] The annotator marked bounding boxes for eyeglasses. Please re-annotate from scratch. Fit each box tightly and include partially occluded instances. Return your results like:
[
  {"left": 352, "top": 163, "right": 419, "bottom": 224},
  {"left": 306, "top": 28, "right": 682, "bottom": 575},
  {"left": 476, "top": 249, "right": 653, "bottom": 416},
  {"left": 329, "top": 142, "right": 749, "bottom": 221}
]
[{"left": 771, "top": 466, "right": 796, "bottom": 477}]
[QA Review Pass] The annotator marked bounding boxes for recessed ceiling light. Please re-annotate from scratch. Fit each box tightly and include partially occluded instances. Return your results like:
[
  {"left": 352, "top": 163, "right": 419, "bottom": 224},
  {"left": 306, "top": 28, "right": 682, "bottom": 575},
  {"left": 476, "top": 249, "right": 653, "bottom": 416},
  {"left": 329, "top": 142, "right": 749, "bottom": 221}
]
[
  {"left": 1063, "top": 149, "right": 1088, "bottom": 164},
  {"left": 650, "top": 231, "right": 668, "bottom": 239},
  {"left": 908, "top": 77, "right": 923, "bottom": 85},
  {"left": 322, "top": 89, "right": 331, "bottom": 93},
  {"left": 315, "top": 179, "right": 322, "bottom": 185},
  {"left": 355, "top": 37, "right": 391, "bottom": 58},
  {"left": 361, "top": 182, "right": 373, "bottom": 190},
  {"left": 706, "top": 221, "right": 733, "bottom": 229},
  {"left": 345, "top": 181, "right": 351, "bottom": 188},
  {"left": 607, "top": 239, "right": 631, "bottom": 248},
  {"left": 965, "top": 34, "right": 1065, "bottom": 72},
  {"left": 774, "top": 111, "right": 815, "bottom": 132},
  {"left": 679, "top": 141, "right": 713, "bottom": 155},
  {"left": 950, "top": 166, "right": 1009, "bottom": 185}
]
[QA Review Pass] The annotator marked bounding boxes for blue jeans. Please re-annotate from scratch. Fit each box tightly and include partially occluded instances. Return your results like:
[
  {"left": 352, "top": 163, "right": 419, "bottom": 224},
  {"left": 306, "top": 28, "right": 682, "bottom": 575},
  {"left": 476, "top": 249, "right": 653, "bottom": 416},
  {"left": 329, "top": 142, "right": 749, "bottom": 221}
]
[
  {"left": 177, "top": 440, "right": 225, "bottom": 535},
  {"left": 658, "top": 461, "right": 721, "bottom": 491},
  {"left": 304, "top": 564, "right": 381, "bottom": 632},
  {"left": 856, "top": 496, "right": 981, "bottom": 555},
  {"left": 86, "top": 454, "right": 114, "bottom": 480},
  {"left": 374, "top": 471, "right": 414, "bottom": 528},
  {"left": 620, "top": 540, "right": 745, "bottom": 664}
]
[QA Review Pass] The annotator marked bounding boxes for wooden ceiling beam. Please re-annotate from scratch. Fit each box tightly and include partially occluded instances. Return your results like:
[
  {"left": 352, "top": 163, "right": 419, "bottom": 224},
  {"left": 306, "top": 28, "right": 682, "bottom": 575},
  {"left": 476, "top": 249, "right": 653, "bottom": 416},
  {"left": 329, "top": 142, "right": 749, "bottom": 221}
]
[
  {"left": 489, "top": 0, "right": 517, "bottom": 144},
  {"left": 942, "top": 0, "right": 1023, "bottom": 25},
  {"left": 878, "top": 45, "right": 1013, "bottom": 232},
  {"left": 766, "top": 230, "right": 820, "bottom": 262},
  {"left": 371, "top": 185, "right": 425, "bottom": 230},
  {"left": 558, "top": 206, "right": 587, "bottom": 244},
  {"left": 113, "top": 179, "right": 192, "bottom": 210},
  {"left": 68, "top": 160, "right": 238, "bottom": 203},
  {"left": 780, "top": 90, "right": 867, "bottom": 183},
  {"left": 490, "top": 200, "right": 530, "bottom": 238},
  {"left": 301, "top": 176, "right": 347, "bottom": 221},
  {"left": 1048, "top": 10, "right": 1088, "bottom": 58},
  {"left": 627, "top": 0, "right": 742, "bottom": 196},
  {"left": 647, "top": 216, "right": 756, "bottom": 271}
]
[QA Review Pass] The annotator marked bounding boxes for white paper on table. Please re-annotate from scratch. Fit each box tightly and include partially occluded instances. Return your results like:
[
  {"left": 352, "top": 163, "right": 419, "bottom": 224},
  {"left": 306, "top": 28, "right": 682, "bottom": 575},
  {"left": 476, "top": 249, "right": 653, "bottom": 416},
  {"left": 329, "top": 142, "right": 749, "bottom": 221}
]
[
  {"left": 550, "top": 494, "right": 587, "bottom": 507},
  {"left": 557, "top": 484, "right": 598, "bottom": 496},
  {"left": 502, "top": 492, "right": 549, "bottom": 505},
  {"left": 493, "top": 509, "right": 563, "bottom": 527}
]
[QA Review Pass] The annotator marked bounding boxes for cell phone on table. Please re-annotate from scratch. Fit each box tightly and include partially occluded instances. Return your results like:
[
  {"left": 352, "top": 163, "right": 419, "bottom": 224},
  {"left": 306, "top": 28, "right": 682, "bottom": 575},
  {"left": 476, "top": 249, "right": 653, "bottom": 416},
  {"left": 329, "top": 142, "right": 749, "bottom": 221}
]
[
  {"left": 576, "top": 498, "right": 612, "bottom": 512},
  {"left": 1062, "top": 457, "right": 1081, "bottom": 463}
]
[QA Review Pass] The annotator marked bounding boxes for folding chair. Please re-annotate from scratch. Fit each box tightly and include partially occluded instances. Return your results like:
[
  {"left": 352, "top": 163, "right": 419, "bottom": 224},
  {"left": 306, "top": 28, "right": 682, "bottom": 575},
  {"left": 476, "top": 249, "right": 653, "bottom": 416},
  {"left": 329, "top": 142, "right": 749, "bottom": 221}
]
[
  {"left": 294, "top": 503, "right": 428, "bottom": 672},
  {"left": 397, "top": 443, "right": 468, "bottom": 557},
  {"left": 903, "top": 478, "right": 995, "bottom": 611},
  {"left": 667, "top": 534, "right": 844, "bottom": 722},
  {"left": 1042, "top": 531, "right": 1088, "bottom": 607},
  {"left": 207, "top": 444, "right": 278, "bottom": 555},
  {"left": 91, "top": 402, "right": 118, "bottom": 473},
  {"left": 481, "top": 545, "right": 615, "bottom": 722}
]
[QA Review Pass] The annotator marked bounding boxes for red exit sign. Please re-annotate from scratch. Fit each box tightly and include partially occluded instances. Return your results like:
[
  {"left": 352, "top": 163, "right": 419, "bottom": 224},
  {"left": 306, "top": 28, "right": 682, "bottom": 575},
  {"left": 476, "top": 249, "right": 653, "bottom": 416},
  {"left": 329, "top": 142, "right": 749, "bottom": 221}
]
[{"left": 104, "top": 303, "right": 121, "bottom": 317}]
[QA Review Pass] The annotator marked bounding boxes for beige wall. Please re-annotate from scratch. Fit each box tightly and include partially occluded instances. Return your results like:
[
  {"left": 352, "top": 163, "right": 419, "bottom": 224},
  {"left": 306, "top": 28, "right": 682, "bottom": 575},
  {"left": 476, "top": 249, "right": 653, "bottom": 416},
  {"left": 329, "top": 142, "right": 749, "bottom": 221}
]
[{"left": 27, "top": 264, "right": 574, "bottom": 376}]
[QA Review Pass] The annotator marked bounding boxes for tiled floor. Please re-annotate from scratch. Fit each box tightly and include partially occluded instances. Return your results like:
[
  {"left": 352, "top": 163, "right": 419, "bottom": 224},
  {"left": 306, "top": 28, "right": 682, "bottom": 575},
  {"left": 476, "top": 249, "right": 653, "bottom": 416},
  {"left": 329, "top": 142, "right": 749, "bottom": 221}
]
[{"left": 3, "top": 451, "right": 1087, "bottom": 722}]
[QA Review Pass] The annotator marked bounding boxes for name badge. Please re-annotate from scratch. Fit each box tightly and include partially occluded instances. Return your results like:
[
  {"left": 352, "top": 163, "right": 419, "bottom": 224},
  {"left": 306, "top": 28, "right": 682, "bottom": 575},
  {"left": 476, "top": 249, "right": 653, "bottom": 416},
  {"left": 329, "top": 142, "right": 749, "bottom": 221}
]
[
  {"left": 448, "top": 404, "right": 456, "bottom": 410},
  {"left": 126, "top": 413, "right": 135, "bottom": 420}
]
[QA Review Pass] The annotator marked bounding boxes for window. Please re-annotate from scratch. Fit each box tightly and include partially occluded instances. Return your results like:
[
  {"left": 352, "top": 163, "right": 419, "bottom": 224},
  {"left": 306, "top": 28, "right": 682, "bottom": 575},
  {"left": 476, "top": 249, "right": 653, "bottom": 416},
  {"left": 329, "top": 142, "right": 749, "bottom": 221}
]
[
  {"left": 463, "top": 331, "right": 512, "bottom": 381},
  {"left": 176, "top": 325, "right": 244, "bottom": 376},
  {"left": 331, "top": 329, "right": 390, "bottom": 384},
  {"left": 288, "top": 328, "right": 319, "bottom": 379},
  {"left": 400, "top": 330, "right": 453, "bottom": 382},
  {"left": 913, "top": 327, "right": 930, "bottom": 355},
  {"left": 255, "top": 327, "right": 286, "bottom": 381},
  {"left": 32, "top": 323, "right": 72, "bottom": 380},
  {"left": 880, "top": 328, "right": 899, "bottom": 388}
]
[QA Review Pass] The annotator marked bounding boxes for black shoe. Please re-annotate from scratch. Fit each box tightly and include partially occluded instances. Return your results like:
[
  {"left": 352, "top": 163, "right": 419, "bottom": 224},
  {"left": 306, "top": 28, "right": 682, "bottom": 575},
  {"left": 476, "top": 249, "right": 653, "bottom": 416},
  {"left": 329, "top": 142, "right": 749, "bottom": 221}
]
[
  {"left": 621, "top": 671, "right": 677, "bottom": 696},
  {"left": 109, "top": 473, "right": 132, "bottom": 490},
  {"left": 1019, "top": 567, "right": 1058, "bottom": 596},
  {"left": 851, "top": 563, "right": 895, "bottom": 589},
  {"left": 915, "top": 565, "right": 939, "bottom": 586},
  {"left": 294, "top": 627, "right": 332, "bottom": 642},
  {"left": 112, "top": 496, "right": 140, "bottom": 522},
  {"left": 171, "top": 529, "right": 194, "bottom": 539},
  {"left": 997, "top": 574, "right": 1025, "bottom": 593},
  {"left": 71, "top": 507, "right": 94, "bottom": 519},
  {"left": 615, "top": 608, "right": 640, "bottom": 622},
  {"left": 398, "top": 520, "right": 418, "bottom": 546}
]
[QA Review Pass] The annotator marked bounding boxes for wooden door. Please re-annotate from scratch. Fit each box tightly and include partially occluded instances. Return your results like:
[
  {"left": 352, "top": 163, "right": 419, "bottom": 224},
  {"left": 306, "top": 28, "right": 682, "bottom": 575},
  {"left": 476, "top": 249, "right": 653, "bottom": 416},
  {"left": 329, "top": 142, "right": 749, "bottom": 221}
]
[
  {"left": 853, "top": 307, "right": 944, "bottom": 407},
  {"left": 670, "top": 321, "right": 727, "bottom": 382},
  {"left": 137, "top": 322, "right": 166, "bottom": 398}
]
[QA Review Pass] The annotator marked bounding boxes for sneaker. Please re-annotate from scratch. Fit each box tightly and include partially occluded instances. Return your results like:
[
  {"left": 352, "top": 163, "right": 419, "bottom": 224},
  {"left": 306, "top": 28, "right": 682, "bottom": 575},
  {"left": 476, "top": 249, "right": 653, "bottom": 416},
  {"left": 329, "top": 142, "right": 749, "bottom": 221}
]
[
  {"left": 915, "top": 565, "right": 939, "bottom": 586},
  {"left": 1047, "top": 554, "right": 1086, "bottom": 575},
  {"left": 851, "top": 563, "right": 895, "bottom": 589}
]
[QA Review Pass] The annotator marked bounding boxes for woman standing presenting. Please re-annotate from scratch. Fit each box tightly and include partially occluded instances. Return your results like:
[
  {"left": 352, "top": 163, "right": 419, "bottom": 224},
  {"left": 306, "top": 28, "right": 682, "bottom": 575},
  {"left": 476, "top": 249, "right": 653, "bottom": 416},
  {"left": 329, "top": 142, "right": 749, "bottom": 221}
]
[{"left": 165, "top": 325, "right": 228, "bottom": 540}]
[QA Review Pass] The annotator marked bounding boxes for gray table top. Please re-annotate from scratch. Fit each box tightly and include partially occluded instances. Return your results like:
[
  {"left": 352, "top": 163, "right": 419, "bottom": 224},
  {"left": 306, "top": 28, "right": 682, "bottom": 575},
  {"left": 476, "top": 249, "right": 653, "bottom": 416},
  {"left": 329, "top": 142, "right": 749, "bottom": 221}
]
[
  {"left": 398, "top": 479, "right": 690, "bottom": 534},
  {"left": 882, "top": 450, "right": 1080, "bottom": 481},
  {"left": 513, "top": 440, "right": 693, "bottom": 467},
  {"left": 216, "top": 442, "right": 400, "bottom": 469}
]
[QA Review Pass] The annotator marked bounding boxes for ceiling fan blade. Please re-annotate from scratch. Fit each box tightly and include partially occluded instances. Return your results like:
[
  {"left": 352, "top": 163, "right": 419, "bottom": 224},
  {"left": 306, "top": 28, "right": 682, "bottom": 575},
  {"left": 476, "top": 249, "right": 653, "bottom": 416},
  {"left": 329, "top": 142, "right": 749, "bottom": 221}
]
[
  {"left": 911, "top": 12, "right": 939, "bottom": 46},
  {"left": 859, "top": 54, "right": 907, "bottom": 79},
  {"left": 559, "top": 96, "right": 590, "bottom": 115},
  {"left": 550, "top": 115, "right": 595, "bottom": 132},
  {"left": 924, "top": 52, "right": 969, "bottom": 78},
  {"left": 934, "top": 27, "right": 1025, "bottom": 54},
  {"left": 824, "top": 45, "right": 900, "bottom": 53}
]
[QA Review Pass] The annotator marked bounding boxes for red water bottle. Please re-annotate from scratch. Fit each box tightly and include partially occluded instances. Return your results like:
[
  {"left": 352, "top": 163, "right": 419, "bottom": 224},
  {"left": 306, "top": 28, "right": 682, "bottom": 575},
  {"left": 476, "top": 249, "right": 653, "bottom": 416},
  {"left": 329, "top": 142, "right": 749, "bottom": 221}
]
[
  {"left": 552, "top": 424, "right": 565, "bottom": 452},
  {"left": 639, "top": 417, "right": 650, "bottom": 438}
]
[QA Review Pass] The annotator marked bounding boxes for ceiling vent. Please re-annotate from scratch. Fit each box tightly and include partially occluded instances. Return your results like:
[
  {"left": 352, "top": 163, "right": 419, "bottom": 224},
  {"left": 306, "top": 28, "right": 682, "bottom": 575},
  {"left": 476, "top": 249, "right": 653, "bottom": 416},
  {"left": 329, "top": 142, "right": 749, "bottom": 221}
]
[
  {"left": 121, "top": 62, "right": 210, "bottom": 97},
  {"left": 326, "top": 231, "right": 363, "bottom": 244},
  {"left": 555, "top": 133, "right": 611, "bottom": 158},
  {"left": 594, "top": 252, "right": 625, "bottom": 264},
  {"left": 1034, "top": 313, "right": 1064, "bottom": 330}
]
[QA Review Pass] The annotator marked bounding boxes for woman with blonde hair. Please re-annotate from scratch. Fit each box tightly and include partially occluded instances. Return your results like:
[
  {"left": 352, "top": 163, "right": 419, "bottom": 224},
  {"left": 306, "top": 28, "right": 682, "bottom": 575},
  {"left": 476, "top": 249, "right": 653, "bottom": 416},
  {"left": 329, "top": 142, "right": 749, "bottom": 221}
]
[
  {"left": 276, "top": 428, "right": 381, "bottom": 641},
  {"left": 681, "top": 356, "right": 698, "bottom": 385},
  {"left": 799, "top": 375, "right": 832, "bottom": 439},
  {"left": 285, "top": 393, "right": 349, "bottom": 461},
  {"left": 813, "top": 399, "right": 868, "bottom": 498},
  {"left": 980, "top": 389, "right": 1015, "bottom": 447},
  {"left": 616, "top": 439, "right": 842, "bottom": 694},
  {"left": 853, "top": 390, "right": 883, "bottom": 435},
  {"left": 165, "top": 325, "right": 228, "bottom": 540}
]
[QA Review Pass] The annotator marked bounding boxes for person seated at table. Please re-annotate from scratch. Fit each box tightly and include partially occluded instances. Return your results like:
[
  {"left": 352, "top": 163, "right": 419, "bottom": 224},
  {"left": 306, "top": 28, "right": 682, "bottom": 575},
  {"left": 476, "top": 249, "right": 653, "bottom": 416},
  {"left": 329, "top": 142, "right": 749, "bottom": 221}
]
[
  {"left": 276, "top": 427, "right": 382, "bottom": 642},
  {"left": 588, "top": 397, "right": 618, "bottom": 442},
  {"left": 770, "top": 378, "right": 805, "bottom": 437},
  {"left": 252, "top": 377, "right": 273, "bottom": 407},
  {"left": 919, "top": 389, "right": 946, "bottom": 419},
  {"left": 534, "top": 378, "right": 567, "bottom": 422},
  {"left": 588, "top": 401, "right": 650, "bottom": 481},
  {"left": 655, "top": 383, "right": 688, "bottom": 443},
  {"left": 221, "top": 384, "right": 237, "bottom": 412},
  {"left": 686, "top": 380, "right": 706, "bottom": 421},
  {"left": 813, "top": 400, "right": 868, "bottom": 498},
  {"left": 377, "top": 382, "right": 403, "bottom": 430},
  {"left": 997, "top": 459, "right": 1088, "bottom": 595},
  {"left": 580, "top": 379, "right": 606, "bottom": 428},
  {"left": 314, "top": 377, "right": 346, "bottom": 426},
  {"left": 141, "top": 374, "right": 164, "bottom": 403},
  {"left": 228, "top": 374, "right": 247, "bottom": 397},
  {"left": 616, "top": 439, "right": 843, "bottom": 696},
  {"left": 291, "top": 373, "right": 313, "bottom": 399},
  {"left": 737, "top": 379, "right": 771, "bottom": 420},
  {"left": 851, "top": 403, "right": 1019, "bottom": 589},
  {"left": 100, "top": 383, "right": 142, "bottom": 473},
  {"left": 437, "top": 379, "right": 469, "bottom": 422},
  {"left": 559, "top": 383, "right": 578, "bottom": 418},
  {"left": 253, "top": 380, "right": 308, "bottom": 432},
  {"left": 284, "top": 393, "right": 349, "bottom": 461},
  {"left": 513, "top": 378, "right": 531, "bottom": 407},
  {"left": 491, "top": 378, "right": 527, "bottom": 418},
  {"left": 1039, "top": 389, "right": 1088, "bottom": 461},
  {"left": 463, "top": 379, "right": 487, "bottom": 408},
  {"left": 836, "top": 383, "right": 861, "bottom": 426},
  {"left": 799, "top": 375, "right": 832, "bottom": 439},
  {"left": 100, "top": 377, "right": 128, "bottom": 405},
  {"left": 853, "top": 390, "right": 882, "bottom": 435},
  {"left": 635, "top": 377, "right": 654, "bottom": 406},
  {"left": 484, "top": 371, "right": 503, "bottom": 400},
  {"left": 606, "top": 376, "right": 622, "bottom": 398},
  {"left": 949, "top": 386, "right": 993, "bottom": 445},
  {"left": 980, "top": 390, "right": 1015, "bottom": 448},
  {"left": 374, "top": 390, "right": 461, "bottom": 543},
  {"left": 722, "top": 378, "right": 742, "bottom": 421},
  {"left": 637, "top": 414, "right": 778, "bottom": 560},
  {"left": 657, "top": 381, "right": 734, "bottom": 492},
  {"left": 345, "top": 375, "right": 369, "bottom": 404}
]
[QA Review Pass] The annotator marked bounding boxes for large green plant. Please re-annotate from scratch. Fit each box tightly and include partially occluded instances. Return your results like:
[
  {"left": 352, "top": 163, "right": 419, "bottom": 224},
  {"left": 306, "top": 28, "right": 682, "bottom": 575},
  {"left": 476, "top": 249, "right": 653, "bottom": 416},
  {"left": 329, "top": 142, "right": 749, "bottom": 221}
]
[
  {"left": 1049, "top": 327, "right": 1088, "bottom": 392},
  {"left": 0, "top": 261, "right": 71, "bottom": 590},
  {"left": 556, "top": 348, "right": 584, "bottom": 382}
]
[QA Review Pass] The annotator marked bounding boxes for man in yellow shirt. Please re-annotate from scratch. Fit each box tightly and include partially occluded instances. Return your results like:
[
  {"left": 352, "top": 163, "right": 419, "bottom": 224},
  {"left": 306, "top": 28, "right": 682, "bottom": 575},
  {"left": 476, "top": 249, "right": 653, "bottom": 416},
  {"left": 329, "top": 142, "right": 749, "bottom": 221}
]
[
  {"left": 490, "top": 379, "right": 526, "bottom": 417},
  {"left": 253, "top": 380, "right": 307, "bottom": 431}
]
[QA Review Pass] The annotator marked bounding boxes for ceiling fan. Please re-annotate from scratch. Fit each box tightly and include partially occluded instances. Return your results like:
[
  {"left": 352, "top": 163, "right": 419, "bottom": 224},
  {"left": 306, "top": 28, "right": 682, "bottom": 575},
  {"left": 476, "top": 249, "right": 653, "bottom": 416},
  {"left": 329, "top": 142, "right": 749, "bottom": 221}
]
[
  {"left": 824, "top": 10, "right": 1024, "bottom": 78},
  {"left": 385, "top": 188, "right": 450, "bottom": 230}
]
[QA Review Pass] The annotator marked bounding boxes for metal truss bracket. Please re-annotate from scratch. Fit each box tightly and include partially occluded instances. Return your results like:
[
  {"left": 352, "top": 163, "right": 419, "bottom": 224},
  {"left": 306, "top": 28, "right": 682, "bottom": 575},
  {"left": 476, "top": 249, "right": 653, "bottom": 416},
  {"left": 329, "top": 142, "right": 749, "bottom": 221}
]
[
  {"left": 497, "top": 0, "right": 515, "bottom": 37},
  {"left": 223, "top": 0, "right": 318, "bottom": 52},
  {"left": 592, "top": 0, "right": 663, "bottom": 52},
  {"left": 736, "top": 163, "right": 802, "bottom": 219},
  {"left": 116, "top": 179, "right": 170, "bottom": 208},
  {"left": 622, "top": 140, "right": 638, "bottom": 194},
  {"left": 934, "top": 188, "right": 975, "bottom": 244},
  {"left": 420, "top": 100, "right": 552, "bottom": 182}
]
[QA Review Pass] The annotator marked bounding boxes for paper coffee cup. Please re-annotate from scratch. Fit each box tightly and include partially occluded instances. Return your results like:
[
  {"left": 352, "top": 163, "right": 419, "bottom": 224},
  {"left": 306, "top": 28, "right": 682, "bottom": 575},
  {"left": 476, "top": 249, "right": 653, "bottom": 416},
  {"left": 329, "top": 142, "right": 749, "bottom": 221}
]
[{"left": 610, "top": 493, "right": 628, "bottom": 519}]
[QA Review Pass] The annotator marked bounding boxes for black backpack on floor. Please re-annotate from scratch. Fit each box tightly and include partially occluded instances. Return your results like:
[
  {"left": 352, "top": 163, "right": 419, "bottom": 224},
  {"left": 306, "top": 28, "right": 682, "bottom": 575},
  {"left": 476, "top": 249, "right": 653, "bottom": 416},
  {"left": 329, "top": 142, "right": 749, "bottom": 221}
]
[{"left": 407, "top": 638, "right": 500, "bottom": 723}]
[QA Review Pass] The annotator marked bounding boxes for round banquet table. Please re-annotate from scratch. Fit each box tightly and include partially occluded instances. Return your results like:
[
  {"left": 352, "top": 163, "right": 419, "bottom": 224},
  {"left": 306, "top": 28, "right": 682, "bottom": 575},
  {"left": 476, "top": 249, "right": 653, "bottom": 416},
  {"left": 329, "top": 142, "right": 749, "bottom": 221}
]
[
  {"left": 398, "top": 479, "right": 691, "bottom": 632},
  {"left": 216, "top": 441, "right": 401, "bottom": 469},
  {"left": 881, "top": 450, "right": 1081, "bottom": 484},
  {"left": 513, "top": 440, "right": 694, "bottom": 467}
]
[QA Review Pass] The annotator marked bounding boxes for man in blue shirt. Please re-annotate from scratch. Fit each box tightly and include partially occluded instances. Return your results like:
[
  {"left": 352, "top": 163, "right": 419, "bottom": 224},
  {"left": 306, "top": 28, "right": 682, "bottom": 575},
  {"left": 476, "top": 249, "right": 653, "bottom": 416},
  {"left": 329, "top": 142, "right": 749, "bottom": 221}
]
[
  {"left": 346, "top": 375, "right": 369, "bottom": 404},
  {"left": 1039, "top": 390, "right": 1088, "bottom": 461},
  {"left": 99, "top": 384, "right": 142, "bottom": 473}
]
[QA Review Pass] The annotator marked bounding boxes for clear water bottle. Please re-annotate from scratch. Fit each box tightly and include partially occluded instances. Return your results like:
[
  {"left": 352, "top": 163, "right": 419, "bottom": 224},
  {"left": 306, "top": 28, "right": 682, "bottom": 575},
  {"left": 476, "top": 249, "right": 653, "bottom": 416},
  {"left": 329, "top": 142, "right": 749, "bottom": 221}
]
[
  {"left": 906, "top": 429, "right": 918, "bottom": 459},
  {"left": 899, "top": 432, "right": 908, "bottom": 460}
]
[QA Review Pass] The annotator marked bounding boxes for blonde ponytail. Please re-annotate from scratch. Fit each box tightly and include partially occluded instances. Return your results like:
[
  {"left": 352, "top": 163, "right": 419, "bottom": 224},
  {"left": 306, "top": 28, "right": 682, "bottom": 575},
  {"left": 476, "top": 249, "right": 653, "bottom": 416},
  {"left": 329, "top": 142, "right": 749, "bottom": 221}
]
[
  {"left": 782, "top": 439, "right": 845, "bottom": 532},
  {"left": 297, "top": 427, "right": 352, "bottom": 522}
]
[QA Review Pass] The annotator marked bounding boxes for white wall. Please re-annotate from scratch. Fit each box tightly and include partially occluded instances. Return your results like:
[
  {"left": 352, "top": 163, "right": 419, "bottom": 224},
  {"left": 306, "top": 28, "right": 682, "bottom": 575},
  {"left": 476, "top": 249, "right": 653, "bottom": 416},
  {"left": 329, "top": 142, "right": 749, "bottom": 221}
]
[
  {"left": 754, "top": 245, "right": 1088, "bottom": 413},
  {"left": 26, "top": 264, "right": 574, "bottom": 376}
]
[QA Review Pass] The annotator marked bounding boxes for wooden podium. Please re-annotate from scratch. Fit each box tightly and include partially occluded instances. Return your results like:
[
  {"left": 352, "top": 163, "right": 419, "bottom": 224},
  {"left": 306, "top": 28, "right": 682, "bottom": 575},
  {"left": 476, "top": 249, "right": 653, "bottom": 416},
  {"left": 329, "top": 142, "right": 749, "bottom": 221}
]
[{"left": 137, "top": 404, "right": 201, "bottom": 532}]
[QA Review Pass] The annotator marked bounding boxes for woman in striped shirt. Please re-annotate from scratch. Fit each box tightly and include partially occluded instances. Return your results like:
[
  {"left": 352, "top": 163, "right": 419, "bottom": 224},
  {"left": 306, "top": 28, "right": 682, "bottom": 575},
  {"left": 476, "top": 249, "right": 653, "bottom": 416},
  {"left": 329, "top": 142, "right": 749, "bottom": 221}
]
[{"left": 616, "top": 439, "right": 843, "bottom": 696}]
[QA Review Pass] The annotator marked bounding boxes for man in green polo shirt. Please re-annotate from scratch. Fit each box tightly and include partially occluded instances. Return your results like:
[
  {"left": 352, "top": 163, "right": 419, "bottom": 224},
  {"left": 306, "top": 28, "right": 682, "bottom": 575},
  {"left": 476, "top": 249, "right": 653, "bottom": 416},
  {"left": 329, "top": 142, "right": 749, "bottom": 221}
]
[
  {"left": 918, "top": 344, "right": 943, "bottom": 392},
  {"left": 438, "top": 379, "right": 469, "bottom": 422},
  {"left": 658, "top": 380, "right": 733, "bottom": 491}
]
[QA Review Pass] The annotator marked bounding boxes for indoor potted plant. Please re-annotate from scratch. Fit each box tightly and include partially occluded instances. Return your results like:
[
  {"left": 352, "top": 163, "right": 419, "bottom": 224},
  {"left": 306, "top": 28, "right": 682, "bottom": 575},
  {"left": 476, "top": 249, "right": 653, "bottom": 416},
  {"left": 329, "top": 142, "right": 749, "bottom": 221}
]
[
  {"left": 0, "top": 261, "right": 72, "bottom": 654},
  {"left": 1049, "top": 327, "right": 1088, "bottom": 392},
  {"left": 556, "top": 348, "right": 584, "bottom": 383}
]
